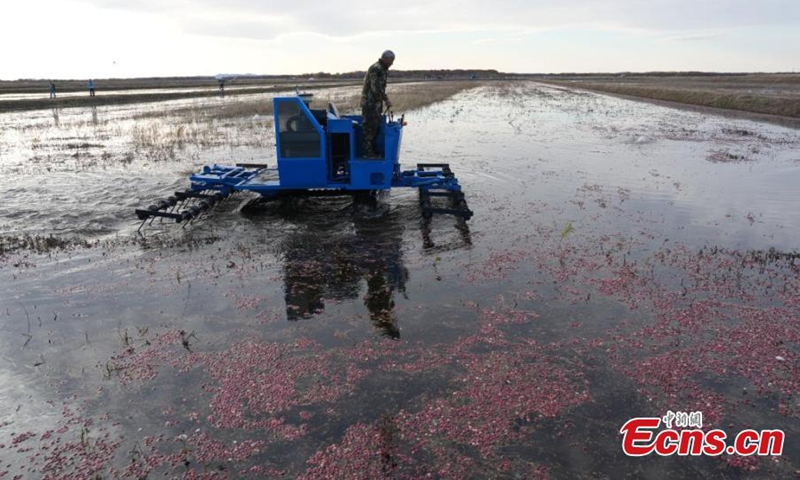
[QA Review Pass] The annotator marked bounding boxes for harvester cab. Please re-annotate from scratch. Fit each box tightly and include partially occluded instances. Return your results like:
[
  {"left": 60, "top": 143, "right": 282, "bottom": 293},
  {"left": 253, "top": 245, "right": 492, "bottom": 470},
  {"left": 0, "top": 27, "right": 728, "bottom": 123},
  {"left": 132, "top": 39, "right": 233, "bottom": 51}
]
[
  {"left": 135, "top": 93, "right": 473, "bottom": 230},
  {"left": 274, "top": 92, "right": 402, "bottom": 188}
]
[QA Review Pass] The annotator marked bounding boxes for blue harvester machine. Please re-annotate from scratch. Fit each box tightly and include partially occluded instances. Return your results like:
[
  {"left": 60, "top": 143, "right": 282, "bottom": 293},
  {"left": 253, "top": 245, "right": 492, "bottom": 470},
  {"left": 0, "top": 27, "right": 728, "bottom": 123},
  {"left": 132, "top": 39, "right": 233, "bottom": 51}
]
[{"left": 135, "top": 93, "right": 472, "bottom": 229}]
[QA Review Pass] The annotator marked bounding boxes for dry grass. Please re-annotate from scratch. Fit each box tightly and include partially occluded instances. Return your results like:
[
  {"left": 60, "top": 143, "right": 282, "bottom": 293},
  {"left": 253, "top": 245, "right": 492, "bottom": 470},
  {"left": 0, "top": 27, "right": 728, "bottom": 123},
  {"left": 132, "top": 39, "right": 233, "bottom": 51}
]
[
  {"left": 389, "top": 80, "right": 483, "bottom": 111},
  {"left": 0, "top": 234, "right": 93, "bottom": 256},
  {"left": 320, "top": 81, "right": 482, "bottom": 114},
  {"left": 217, "top": 100, "right": 274, "bottom": 119},
  {"left": 133, "top": 100, "right": 274, "bottom": 121},
  {"left": 541, "top": 75, "right": 800, "bottom": 119},
  {"left": 131, "top": 123, "right": 193, "bottom": 161}
]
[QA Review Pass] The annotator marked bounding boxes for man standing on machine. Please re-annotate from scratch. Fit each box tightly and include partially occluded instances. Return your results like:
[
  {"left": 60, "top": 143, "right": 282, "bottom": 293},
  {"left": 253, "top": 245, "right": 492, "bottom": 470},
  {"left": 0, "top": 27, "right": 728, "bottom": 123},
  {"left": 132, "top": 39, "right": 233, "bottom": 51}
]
[{"left": 361, "top": 50, "right": 394, "bottom": 158}]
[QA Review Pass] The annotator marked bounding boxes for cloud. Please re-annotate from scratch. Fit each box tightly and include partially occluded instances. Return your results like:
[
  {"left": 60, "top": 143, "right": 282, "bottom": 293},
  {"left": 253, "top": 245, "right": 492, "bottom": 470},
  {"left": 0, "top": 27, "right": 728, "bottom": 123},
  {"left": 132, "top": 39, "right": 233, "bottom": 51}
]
[
  {"left": 90, "top": 0, "right": 800, "bottom": 41},
  {"left": 661, "top": 31, "right": 727, "bottom": 43},
  {"left": 181, "top": 12, "right": 298, "bottom": 41},
  {"left": 5, "top": 0, "right": 796, "bottom": 78},
  {"left": 472, "top": 37, "right": 524, "bottom": 45}
]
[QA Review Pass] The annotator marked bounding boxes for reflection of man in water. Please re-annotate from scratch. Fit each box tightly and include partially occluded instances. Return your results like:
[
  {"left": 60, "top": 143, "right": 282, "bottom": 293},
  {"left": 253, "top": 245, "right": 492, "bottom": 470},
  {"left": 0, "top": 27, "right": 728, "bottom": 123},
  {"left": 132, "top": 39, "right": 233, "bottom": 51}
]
[
  {"left": 364, "top": 265, "right": 401, "bottom": 339},
  {"left": 360, "top": 50, "right": 394, "bottom": 158}
]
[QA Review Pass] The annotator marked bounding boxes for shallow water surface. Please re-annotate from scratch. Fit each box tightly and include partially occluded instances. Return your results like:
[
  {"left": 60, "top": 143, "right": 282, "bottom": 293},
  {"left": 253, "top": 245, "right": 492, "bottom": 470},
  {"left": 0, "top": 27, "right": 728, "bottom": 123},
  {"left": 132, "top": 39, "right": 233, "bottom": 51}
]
[{"left": 0, "top": 82, "right": 798, "bottom": 478}]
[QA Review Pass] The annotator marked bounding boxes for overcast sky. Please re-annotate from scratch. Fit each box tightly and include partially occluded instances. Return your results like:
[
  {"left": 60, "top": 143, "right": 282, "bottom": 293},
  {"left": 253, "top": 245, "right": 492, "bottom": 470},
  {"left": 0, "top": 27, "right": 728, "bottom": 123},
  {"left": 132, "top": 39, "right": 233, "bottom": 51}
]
[{"left": 2, "top": 0, "right": 799, "bottom": 79}]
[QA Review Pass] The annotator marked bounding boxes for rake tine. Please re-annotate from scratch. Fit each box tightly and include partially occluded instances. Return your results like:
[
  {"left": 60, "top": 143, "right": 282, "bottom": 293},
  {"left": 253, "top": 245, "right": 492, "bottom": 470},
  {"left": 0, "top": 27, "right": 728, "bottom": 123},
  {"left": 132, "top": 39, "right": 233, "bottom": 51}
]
[
  {"left": 165, "top": 199, "right": 180, "bottom": 218},
  {"left": 210, "top": 198, "right": 224, "bottom": 213},
  {"left": 181, "top": 217, "right": 192, "bottom": 229},
  {"left": 187, "top": 213, "right": 201, "bottom": 228}
]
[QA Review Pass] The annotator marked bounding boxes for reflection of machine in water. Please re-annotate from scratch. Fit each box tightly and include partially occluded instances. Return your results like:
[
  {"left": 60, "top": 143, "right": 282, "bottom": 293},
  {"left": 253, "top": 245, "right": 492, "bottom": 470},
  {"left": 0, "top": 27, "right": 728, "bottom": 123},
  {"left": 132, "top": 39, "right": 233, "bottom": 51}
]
[
  {"left": 281, "top": 207, "right": 408, "bottom": 338},
  {"left": 420, "top": 215, "right": 472, "bottom": 252}
]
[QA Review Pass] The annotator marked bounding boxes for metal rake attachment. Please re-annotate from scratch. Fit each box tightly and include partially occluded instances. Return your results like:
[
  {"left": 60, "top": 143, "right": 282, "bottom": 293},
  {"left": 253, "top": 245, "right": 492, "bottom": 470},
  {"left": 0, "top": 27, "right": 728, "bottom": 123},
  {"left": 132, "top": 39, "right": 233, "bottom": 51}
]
[
  {"left": 415, "top": 164, "right": 473, "bottom": 221},
  {"left": 135, "top": 188, "right": 235, "bottom": 232}
]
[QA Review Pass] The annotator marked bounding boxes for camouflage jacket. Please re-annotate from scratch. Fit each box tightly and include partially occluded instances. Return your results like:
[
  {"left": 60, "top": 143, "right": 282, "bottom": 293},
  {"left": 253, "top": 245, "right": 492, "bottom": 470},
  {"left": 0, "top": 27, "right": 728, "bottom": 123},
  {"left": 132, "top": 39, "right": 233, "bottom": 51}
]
[{"left": 361, "top": 60, "right": 389, "bottom": 108}]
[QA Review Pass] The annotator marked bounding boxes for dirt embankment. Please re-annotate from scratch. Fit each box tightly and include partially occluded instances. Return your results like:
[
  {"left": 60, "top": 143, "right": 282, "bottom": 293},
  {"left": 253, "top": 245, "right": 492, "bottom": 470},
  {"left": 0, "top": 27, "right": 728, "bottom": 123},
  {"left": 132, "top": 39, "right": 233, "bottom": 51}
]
[{"left": 536, "top": 74, "right": 800, "bottom": 125}]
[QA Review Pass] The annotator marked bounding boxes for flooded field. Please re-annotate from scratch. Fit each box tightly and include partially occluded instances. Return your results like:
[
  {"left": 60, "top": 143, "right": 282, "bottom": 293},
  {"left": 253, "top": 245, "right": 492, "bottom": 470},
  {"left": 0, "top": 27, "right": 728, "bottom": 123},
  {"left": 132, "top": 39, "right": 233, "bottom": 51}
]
[
  {"left": 1, "top": 81, "right": 798, "bottom": 478},
  {"left": 0, "top": 86, "right": 288, "bottom": 103}
]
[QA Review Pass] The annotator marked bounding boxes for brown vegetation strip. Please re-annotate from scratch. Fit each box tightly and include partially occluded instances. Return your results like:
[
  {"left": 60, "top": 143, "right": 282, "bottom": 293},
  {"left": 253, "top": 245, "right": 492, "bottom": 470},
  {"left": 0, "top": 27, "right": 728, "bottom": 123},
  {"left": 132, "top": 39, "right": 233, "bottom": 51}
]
[{"left": 541, "top": 77, "right": 800, "bottom": 119}]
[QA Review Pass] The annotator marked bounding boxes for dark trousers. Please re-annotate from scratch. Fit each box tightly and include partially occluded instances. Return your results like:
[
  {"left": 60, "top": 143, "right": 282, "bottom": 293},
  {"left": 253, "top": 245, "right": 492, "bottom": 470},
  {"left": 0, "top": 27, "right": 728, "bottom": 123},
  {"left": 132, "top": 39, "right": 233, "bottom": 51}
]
[{"left": 361, "top": 104, "right": 381, "bottom": 157}]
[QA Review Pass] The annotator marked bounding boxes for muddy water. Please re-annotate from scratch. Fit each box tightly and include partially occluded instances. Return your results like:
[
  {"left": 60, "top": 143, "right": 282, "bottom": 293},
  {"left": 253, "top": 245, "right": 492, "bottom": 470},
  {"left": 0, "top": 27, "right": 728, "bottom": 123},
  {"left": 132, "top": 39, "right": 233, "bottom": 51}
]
[{"left": 0, "top": 82, "right": 798, "bottom": 478}]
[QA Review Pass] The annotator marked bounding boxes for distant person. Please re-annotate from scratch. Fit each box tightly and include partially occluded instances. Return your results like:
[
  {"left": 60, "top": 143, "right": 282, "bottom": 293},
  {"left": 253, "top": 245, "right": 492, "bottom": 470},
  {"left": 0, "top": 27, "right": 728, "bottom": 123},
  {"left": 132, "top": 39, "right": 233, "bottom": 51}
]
[
  {"left": 219, "top": 79, "right": 225, "bottom": 92},
  {"left": 360, "top": 50, "right": 394, "bottom": 158},
  {"left": 87, "top": 79, "right": 95, "bottom": 97},
  {"left": 49, "top": 81, "right": 56, "bottom": 99}
]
